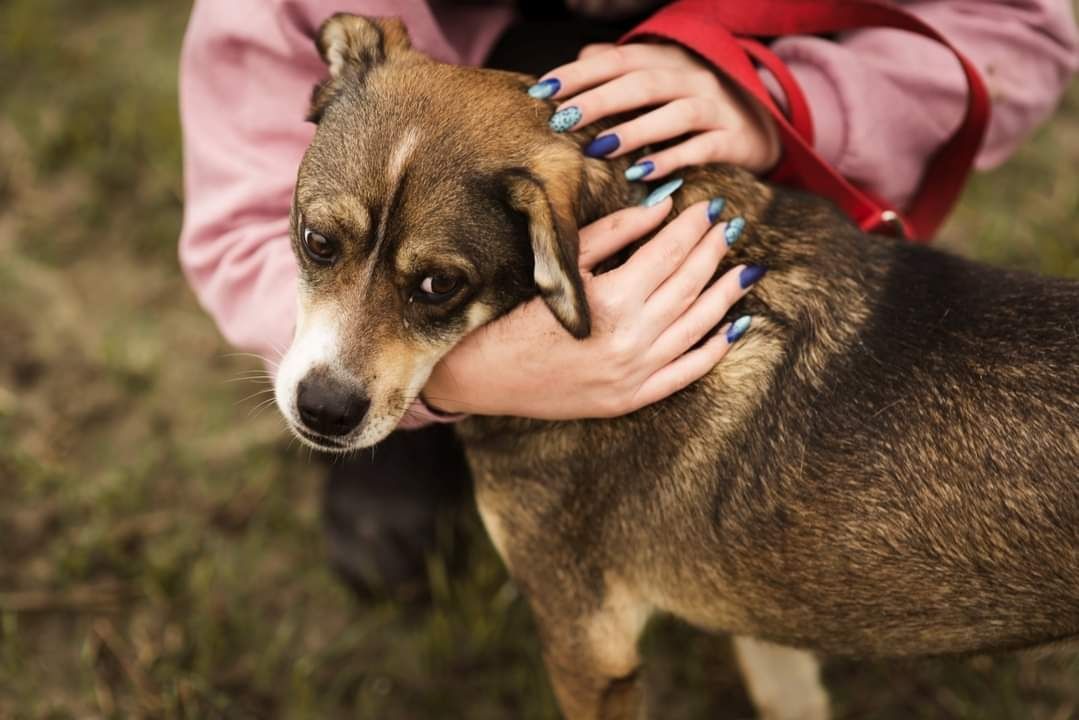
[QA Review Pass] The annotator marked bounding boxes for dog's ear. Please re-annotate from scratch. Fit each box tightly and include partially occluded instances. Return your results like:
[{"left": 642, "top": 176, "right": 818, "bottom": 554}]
[
  {"left": 505, "top": 171, "right": 591, "bottom": 339},
  {"left": 316, "top": 13, "right": 411, "bottom": 78},
  {"left": 309, "top": 14, "right": 412, "bottom": 122}
]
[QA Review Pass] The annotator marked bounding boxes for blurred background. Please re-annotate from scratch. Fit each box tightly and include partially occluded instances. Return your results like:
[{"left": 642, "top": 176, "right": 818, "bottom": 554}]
[{"left": 1, "top": 1, "right": 1077, "bottom": 718}]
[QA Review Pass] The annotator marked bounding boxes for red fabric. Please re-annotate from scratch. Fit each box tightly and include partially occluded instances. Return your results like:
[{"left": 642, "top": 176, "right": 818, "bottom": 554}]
[{"left": 621, "top": 0, "right": 992, "bottom": 242}]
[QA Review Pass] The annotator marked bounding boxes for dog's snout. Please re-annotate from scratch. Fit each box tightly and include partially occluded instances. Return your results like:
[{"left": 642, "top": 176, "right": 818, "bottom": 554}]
[{"left": 296, "top": 376, "right": 370, "bottom": 437}]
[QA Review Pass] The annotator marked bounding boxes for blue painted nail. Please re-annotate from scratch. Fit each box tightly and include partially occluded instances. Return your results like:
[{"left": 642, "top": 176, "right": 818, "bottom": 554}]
[
  {"left": 739, "top": 264, "right": 767, "bottom": 289},
  {"left": 726, "top": 315, "right": 752, "bottom": 344},
  {"left": 549, "top": 106, "right": 581, "bottom": 133},
  {"left": 584, "top": 133, "right": 620, "bottom": 158},
  {"left": 707, "top": 197, "right": 726, "bottom": 224},
  {"left": 624, "top": 160, "right": 655, "bottom": 181},
  {"left": 528, "top": 78, "right": 561, "bottom": 99},
  {"left": 725, "top": 216, "right": 747, "bottom": 245},
  {"left": 639, "top": 178, "right": 684, "bottom": 208}
]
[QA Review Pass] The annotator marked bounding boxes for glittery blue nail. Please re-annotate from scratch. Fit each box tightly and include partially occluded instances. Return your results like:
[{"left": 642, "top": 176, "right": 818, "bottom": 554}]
[
  {"left": 739, "top": 264, "right": 767, "bottom": 289},
  {"left": 624, "top": 160, "right": 654, "bottom": 181},
  {"left": 584, "top": 133, "right": 620, "bottom": 158},
  {"left": 707, "top": 197, "right": 726, "bottom": 224},
  {"left": 726, "top": 315, "right": 752, "bottom": 344},
  {"left": 725, "top": 216, "right": 747, "bottom": 245},
  {"left": 549, "top": 106, "right": 581, "bottom": 133},
  {"left": 528, "top": 78, "right": 561, "bottom": 99},
  {"left": 639, "top": 177, "right": 684, "bottom": 208}
]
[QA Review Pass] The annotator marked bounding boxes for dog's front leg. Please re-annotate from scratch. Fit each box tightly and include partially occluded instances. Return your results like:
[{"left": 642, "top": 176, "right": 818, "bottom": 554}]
[
  {"left": 537, "top": 621, "right": 646, "bottom": 720},
  {"left": 523, "top": 581, "right": 651, "bottom": 720},
  {"left": 733, "top": 636, "right": 830, "bottom": 720},
  {"left": 475, "top": 487, "right": 650, "bottom": 718}
]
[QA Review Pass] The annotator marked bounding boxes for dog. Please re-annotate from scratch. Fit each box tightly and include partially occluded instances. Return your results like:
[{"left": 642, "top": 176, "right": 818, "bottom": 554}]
[{"left": 272, "top": 14, "right": 1079, "bottom": 720}]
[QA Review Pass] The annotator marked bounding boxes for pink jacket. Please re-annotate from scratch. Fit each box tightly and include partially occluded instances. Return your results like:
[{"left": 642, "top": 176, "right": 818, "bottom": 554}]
[{"left": 178, "top": 0, "right": 1078, "bottom": 424}]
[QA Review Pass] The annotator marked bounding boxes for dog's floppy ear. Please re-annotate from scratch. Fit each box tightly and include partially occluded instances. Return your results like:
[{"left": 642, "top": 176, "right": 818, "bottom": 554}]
[
  {"left": 309, "top": 14, "right": 412, "bottom": 122},
  {"left": 505, "top": 170, "right": 591, "bottom": 339}
]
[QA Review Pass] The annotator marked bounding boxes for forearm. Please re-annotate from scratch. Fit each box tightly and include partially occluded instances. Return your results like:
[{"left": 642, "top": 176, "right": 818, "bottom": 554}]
[
  {"left": 178, "top": 0, "right": 320, "bottom": 359},
  {"left": 771, "top": 0, "right": 1079, "bottom": 208}
]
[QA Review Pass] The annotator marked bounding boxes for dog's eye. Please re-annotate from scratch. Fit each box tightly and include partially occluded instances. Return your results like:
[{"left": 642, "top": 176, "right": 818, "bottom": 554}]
[
  {"left": 302, "top": 227, "right": 338, "bottom": 265},
  {"left": 416, "top": 274, "right": 461, "bottom": 302}
]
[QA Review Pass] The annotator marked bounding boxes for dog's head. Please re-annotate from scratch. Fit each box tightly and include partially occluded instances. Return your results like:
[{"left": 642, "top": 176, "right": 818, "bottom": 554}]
[{"left": 275, "top": 14, "right": 598, "bottom": 451}]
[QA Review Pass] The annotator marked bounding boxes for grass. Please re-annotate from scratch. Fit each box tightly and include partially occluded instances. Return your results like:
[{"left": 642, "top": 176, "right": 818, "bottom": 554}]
[{"left": 0, "top": 1, "right": 1076, "bottom": 717}]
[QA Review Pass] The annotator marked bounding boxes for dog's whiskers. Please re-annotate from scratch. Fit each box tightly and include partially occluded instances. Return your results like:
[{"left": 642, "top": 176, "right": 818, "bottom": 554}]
[
  {"left": 222, "top": 351, "right": 281, "bottom": 370},
  {"left": 226, "top": 374, "right": 276, "bottom": 386},
  {"left": 247, "top": 396, "right": 281, "bottom": 418},
  {"left": 235, "top": 387, "right": 277, "bottom": 406}
]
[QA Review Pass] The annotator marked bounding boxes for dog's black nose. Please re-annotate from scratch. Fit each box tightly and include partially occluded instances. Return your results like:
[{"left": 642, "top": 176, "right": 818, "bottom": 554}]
[{"left": 297, "top": 376, "right": 370, "bottom": 437}]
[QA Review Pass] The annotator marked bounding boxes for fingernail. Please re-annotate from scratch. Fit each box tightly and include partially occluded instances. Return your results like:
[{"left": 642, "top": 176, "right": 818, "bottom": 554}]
[
  {"left": 725, "top": 216, "right": 747, "bottom": 245},
  {"left": 739, "top": 264, "right": 767, "bottom": 289},
  {"left": 549, "top": 106, "right": 582, "bottom": 133},
  {"left": 528, "top": 77, "right": 561, "bottom": 99},
  {"left": 639, "top": 177, "right": 683, "bottom": 208},
  {"left": 726, "top": 315, "right": 752, "bottom": 344},
  {"left": 707, "top": 197, "right": 726, "bottom": 224},
  {"left": 584, "top": 133, "right": 620, "bottom": 158},
  {"left": 625, "top": 160, "right": 654, "bottom": 181}
]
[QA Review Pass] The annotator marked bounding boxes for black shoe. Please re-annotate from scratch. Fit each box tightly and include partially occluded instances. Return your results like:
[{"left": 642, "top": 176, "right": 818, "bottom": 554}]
[{"left": 320, "top": 424, "right": 471, "bottom": 604}]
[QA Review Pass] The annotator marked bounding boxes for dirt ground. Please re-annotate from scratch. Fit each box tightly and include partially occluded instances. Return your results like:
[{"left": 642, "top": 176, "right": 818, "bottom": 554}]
[{"left": 1, "top": 2, "right": 1077, "bottom": 718}]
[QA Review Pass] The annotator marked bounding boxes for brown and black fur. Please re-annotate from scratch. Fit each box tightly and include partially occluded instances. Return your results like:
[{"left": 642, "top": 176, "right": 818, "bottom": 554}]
[{"left": 280, "top": 15, "right": 1079, "bottom": 720}]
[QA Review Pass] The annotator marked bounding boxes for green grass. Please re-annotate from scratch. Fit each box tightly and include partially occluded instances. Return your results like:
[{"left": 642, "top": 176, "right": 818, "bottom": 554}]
[{"left": 0, "top": 2, "right": 1077, "bottom": 718}]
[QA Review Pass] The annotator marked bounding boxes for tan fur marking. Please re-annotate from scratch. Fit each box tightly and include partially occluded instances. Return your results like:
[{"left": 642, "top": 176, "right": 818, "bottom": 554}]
[
  {"left": 321, "top": 21, "right": 352, "bottom": 77},
  {"left": 734, "top": 637, "right": 830, "bottom": 720},
  {"left": 477, "top": 501, "right": 511, "bottom": 562},
  {"left": 387, "top": 127, "right": 421, "bottom": 185},
  {"left": 586, "top": 579, "right": 651, "bottom": 678},
  {"left": 332, "top": 195, "right": 371, "bottom": 237}
]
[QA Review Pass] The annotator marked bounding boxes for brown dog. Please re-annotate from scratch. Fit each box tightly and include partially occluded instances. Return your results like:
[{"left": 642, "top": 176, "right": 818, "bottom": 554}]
[{"left": 272, "top": 15, "right": 1079, "bottom": 720}]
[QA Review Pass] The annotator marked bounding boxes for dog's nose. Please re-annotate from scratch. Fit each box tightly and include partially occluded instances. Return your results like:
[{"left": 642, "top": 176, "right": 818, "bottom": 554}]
[{"left": 296, "top": 376, "right": 370, "bottom": 437}]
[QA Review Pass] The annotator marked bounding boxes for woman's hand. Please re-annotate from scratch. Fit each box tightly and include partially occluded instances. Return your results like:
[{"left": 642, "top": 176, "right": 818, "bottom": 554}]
[
  {"left": 422, "top": 198, "right": 763, "bottom": 420},
  {"left": 531, "top": 43, "right": 781, "bottom": 179}
]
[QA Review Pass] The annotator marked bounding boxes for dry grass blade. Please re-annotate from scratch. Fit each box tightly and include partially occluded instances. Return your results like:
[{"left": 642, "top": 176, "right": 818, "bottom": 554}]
[
  {"left": 0, "top": 580, "right": 130, "bottom": 613},
  {"left": 91, "top": 618, "right": 163, "bottom": 716}
]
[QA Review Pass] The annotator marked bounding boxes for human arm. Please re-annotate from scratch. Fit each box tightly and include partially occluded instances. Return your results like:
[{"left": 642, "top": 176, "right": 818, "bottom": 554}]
[
  {"left": 531, "top": 0, "right": 1079, "bottom": 209},
  {"left": 765, "top": 0, "right": 1079, "bottom": 209}
]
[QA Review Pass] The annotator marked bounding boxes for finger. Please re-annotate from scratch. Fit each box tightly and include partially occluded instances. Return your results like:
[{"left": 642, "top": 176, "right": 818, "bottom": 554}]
[
  {"left": 560, "top": 68, "right": 715, "bottom": 136},
  {"left": 646, "top": 263, "right": 762, "bottom": 368},
  {"left": 604, "top": 199, "right": 711, "bottom": 299},
  {"left": 536, "top": 44, "right": 685, "bottom": 101},
  {"left": 578, "top": 43, "right": 614, "bottom": 60},
  {"left": 641, "top": 216, "right": 731, "bottom": 333},
  {"left": 577, "top": 198, "right": 673, "bottom": 271},
  {"left": 596, "top": 97, "right": 718, "bottom": 159},
  {"left": 628, "top": 318, "right": 747, "bottom": 411},
  {"left": 636, "top": 130, "right": 758, "bottom": 180}
]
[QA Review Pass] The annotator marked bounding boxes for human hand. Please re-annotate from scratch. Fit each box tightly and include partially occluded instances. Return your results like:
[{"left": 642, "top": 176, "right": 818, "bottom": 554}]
[
  {"left": 529, "top": 43, "right": 781, "bottom": 179},
  {"left": 422, "top": 197, "right": 764, "bottom": 420}
]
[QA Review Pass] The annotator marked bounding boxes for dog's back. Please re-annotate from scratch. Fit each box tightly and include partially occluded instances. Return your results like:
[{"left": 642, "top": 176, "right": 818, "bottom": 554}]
[{"left": 462, "top": 171, "right": 1079, "bottom": 659}]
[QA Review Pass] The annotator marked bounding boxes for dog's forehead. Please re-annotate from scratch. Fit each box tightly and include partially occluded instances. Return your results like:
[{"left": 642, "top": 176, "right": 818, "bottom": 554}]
[
  {"left": 295, "top": 62, "right": 559, "bottom": 267},
  {"left": 298, "top": 126, "right": 485, "bottom": 239},
  {"left": 301, "top": 63, "right": 546, "bottom": 189}
]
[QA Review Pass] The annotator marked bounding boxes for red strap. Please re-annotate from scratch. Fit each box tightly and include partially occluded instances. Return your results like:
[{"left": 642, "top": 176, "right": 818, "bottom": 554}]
[
  {"left": 621, "top": 0, "right": 991, "bottom": 242},
  {"left": 740, "top": 38, "right": 814, "bottom": 151}
]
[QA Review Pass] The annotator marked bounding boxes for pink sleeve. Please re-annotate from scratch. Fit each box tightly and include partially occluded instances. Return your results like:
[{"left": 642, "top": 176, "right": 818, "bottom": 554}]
[
  {"left": 767, "top": 0, "right": 1079, "bottom": 209},
  {"left": 178, "top": 0, "right": 509, "bottom": 426}
]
